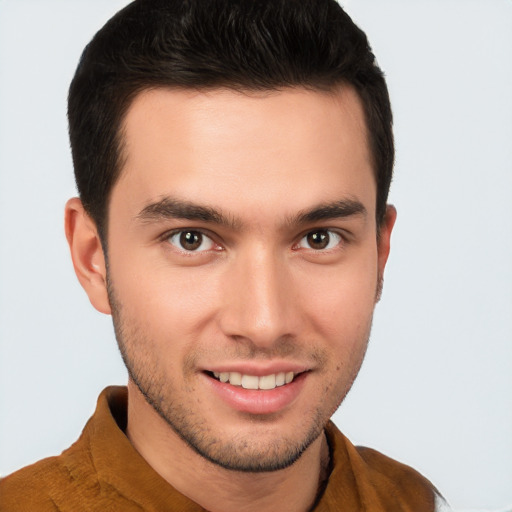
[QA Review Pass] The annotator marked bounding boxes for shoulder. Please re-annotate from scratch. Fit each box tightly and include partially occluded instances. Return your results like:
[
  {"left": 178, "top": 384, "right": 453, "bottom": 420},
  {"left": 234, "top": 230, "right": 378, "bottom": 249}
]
[
  {"left": 0, "top": 388, "right": 142, "bottom": 512},
  {"left": 1, "top": 456, "right": 71, "bottom": 512},
  {"left": 0, "top": 434, "right": 103, "bottom": 512},
  {"left": 354, "top": 445, "right": 441, "bottom": 505},
  {"left": 324, "top": 422, "right": 446, "bottom": 511}
]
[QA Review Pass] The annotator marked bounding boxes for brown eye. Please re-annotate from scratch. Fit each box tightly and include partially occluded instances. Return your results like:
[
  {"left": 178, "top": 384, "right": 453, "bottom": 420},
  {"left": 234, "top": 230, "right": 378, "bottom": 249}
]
[
  {"left": 180, "top": 231, "right": 202, "bottom": 250},
  {"left": 298, "top": 230, "right": 342, "bottom": 250},
  {"left": 168, "top": 230, "right": 215, "bottom": 252},
  {"left": 307, "top": 231, "right": 329, "bottom": 249}
]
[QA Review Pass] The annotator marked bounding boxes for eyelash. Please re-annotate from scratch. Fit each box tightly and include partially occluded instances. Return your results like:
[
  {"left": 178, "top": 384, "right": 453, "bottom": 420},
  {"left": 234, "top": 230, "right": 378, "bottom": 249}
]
[
  {"left": 162, "top": 229, "right": 222, "bottom": 254},
  {"left": 160, "top": 227, "right": 347, "bottom": 255},
  {"left": 293, "top": 229, "right": 346, "bottom": 252}
]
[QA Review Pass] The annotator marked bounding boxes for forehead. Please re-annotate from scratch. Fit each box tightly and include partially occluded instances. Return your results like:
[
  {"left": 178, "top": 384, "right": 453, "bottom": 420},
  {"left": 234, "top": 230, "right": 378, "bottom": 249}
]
[
  {"left": 113, "top": 86, "right": 374, "bottom": 223},
  {"left": 121, "top": 86, "right": 370, "bottom": 162}
]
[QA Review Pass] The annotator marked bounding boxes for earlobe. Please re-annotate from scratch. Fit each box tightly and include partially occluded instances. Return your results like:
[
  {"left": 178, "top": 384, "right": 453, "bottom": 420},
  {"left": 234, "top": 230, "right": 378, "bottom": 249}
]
[{"left": 65, "top": 198, "right": 112, "bottom": 315}]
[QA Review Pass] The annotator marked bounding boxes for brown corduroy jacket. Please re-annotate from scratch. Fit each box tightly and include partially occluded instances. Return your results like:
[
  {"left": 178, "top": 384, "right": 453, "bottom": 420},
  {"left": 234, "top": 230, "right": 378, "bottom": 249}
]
[{"left": 0, "top": 386, "right": 444, "bottom": 511}]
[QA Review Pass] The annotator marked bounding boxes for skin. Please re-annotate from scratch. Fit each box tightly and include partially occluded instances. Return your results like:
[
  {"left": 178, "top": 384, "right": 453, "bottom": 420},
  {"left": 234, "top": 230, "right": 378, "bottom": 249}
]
[{"left": 65, "top": 86, "right": 396, "bottom": 512}]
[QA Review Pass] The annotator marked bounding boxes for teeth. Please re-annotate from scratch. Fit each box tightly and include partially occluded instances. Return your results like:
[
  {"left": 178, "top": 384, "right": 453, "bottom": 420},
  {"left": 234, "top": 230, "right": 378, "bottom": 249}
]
[
  {"left": 229, "top": 372, "right": 242, "bottom": 386},
  {"left": 258, "top": 374, "right": 276, "bottom": 390},
  {"left": 211, "top": 371, "right": 297, "bottom": 390},
  {"left": 241, "top": 375, "right": 259, "bottom": 390},
  {"left": 275, "top": 372, "right": 285, "bottom": 386}
]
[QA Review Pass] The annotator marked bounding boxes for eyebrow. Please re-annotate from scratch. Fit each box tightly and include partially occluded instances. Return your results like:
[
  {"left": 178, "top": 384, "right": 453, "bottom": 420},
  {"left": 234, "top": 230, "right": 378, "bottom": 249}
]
[
  {"left": 136, "top": 196, "right": 367, "bottom": 229},
  {"left": 291, "top": 199, "right": 367, "bottom": 225},
  {"left": 136, "top": 197, "right": 240, "bottom": 229}
]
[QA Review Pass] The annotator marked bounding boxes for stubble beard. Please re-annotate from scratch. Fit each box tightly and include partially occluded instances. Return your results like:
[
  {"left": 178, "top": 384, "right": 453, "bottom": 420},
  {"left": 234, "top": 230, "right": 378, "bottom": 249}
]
[{"left": 106, "top": 277, "right": 371, "bottom": 473}]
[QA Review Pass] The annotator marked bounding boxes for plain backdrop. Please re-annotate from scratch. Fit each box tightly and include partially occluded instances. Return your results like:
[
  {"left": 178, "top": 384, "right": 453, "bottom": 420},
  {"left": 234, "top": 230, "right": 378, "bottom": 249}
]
[{"left": 0, "top": 1, "right": 511, "bottom": 510}]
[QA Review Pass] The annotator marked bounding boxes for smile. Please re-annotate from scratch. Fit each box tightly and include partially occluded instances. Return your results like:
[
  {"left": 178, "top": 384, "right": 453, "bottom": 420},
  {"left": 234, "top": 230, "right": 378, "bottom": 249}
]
[
  {"left": 206, "top": 369, "right": 309, "bottom": 414},
  {"left": 210, "top": 371, "right": 296, "bottom": 390}
]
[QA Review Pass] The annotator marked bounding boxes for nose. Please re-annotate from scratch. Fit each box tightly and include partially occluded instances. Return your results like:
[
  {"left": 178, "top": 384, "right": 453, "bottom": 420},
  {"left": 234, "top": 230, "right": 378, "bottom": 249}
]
[{"left": 218, "top": 245, "right": 298, "bottom": 348}]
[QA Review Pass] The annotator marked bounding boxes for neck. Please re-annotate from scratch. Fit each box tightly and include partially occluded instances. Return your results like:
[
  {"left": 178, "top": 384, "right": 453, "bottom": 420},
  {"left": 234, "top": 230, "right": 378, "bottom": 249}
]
[{"left": 126, "top": 382, "right": 330, "bottom": 512}]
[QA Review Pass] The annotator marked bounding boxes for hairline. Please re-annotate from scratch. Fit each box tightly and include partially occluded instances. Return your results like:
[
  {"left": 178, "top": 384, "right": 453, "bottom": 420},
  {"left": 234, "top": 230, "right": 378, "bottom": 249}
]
[{"left": 98, "top": 81, "right": 383, "bottom": 250}]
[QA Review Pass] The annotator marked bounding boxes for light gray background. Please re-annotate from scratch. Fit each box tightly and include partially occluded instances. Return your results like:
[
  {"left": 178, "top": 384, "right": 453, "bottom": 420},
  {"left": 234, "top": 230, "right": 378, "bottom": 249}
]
[{"left": 0, "top": 1, "right": 511, "bottom": 510}]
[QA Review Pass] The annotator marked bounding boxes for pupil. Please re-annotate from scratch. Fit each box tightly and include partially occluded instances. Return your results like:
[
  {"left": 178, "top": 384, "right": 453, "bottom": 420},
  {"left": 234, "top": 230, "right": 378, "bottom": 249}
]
[
  {"left": 180, "top": 231, "right": 202, "bottom": 250},
  {"left": 307, "top": 231, "right": 329, "bottom": 250}
]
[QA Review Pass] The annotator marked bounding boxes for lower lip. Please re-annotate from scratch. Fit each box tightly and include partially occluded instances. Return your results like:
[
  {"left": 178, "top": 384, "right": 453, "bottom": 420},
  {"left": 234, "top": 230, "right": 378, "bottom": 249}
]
[{"left": 205, "top": 372, "right": 308, "bottom": 415}]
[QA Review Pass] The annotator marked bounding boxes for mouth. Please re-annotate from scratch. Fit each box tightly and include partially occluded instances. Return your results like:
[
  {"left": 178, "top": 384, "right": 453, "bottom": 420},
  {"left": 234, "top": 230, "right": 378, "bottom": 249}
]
[
  {"left": 204, "top": 368, "right": 309, "bottom": 414},
  {"left": 207, "top": 371, "right": 299, "bottom": 390}
]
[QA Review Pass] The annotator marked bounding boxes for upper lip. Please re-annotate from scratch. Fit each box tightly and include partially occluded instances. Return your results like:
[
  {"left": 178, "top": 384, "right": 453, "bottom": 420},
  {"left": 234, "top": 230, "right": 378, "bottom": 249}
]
[{"left": 203, "top": 362, "right": 311, "bottom": 376}]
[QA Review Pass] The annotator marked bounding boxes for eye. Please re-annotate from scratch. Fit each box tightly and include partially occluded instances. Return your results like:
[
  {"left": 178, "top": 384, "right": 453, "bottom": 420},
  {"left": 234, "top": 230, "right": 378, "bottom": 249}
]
[
  {"left": 167, "top": 230, "right": 216, "bottom": 252},
  {"left": 297, "top": 229, "right": 342, "bottom": 251}
]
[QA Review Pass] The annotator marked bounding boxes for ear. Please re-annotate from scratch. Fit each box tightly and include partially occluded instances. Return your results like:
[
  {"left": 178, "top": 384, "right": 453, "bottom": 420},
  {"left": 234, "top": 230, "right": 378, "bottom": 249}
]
[
  {"left": 65, "top": 198, "right": 112, "bottom": 315},
  {"left": 375, "top": 205, "right": 397, "bottom": 301}
]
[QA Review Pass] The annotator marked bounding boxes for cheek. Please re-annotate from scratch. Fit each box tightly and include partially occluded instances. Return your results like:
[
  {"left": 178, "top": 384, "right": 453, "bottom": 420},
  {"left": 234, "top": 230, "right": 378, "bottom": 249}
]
[
  {"left": 298, "top": 255, "right": 379, "bottom": 338},
  {"left": 110, "top": 254, "right": 221, "bottom": 339}
]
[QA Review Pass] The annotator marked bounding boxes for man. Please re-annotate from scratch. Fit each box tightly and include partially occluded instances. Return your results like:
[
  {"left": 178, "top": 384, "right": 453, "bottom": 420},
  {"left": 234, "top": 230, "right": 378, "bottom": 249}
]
[{"left": 0, "top": 0, "right": 448, "bottom": 510}]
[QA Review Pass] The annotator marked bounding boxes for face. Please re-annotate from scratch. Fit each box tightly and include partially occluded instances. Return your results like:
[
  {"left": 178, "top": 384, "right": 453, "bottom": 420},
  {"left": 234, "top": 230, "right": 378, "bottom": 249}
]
[{"left": 102, "top": 87, "right": 394, "bottom": 472}]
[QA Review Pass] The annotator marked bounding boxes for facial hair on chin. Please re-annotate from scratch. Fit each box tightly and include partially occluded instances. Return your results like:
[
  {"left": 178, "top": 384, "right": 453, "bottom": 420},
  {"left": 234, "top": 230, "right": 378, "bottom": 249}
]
[{"left": 106, "top": 275, "right": 370, "bottom": 473}]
